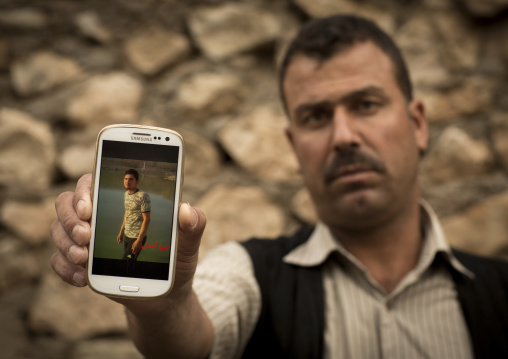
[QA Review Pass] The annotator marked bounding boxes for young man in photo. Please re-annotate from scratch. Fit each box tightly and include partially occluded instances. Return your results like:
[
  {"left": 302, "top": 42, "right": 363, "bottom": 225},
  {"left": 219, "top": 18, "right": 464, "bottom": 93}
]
[{"left": 117, "top": 169, "right": 151, "bottom": 261}]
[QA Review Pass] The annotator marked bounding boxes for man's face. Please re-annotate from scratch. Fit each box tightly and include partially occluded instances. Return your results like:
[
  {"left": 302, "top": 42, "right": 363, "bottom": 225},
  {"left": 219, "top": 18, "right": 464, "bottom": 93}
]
[
  {"left": 284, "top": 41, "right": 428, "bottom": 231},
  {"left": 124, "top": 174, "right": 139, "bottom": 191}
]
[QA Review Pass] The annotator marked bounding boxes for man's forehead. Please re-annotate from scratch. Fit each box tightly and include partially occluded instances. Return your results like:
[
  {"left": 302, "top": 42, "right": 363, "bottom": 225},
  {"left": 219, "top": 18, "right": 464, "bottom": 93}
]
[
  {"left": 285, "top": 41, "right": 394, "bottom": 80},
  {"left": 283, "top": 42, "right": 400, "bottom": 106}
]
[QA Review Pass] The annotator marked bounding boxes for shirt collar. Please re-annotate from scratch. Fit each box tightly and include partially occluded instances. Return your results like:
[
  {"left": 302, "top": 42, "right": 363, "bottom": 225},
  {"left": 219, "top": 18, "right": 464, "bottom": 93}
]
[{"left": 283, "top": 199, "right": 474, "bottom": 279}]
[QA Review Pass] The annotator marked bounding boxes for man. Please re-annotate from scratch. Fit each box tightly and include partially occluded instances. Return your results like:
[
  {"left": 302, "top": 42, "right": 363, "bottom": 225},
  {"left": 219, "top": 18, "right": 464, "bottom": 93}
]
[
  {"left": 117, "top": 169, "right": 151, "bottom": 261},
  {"left": 50, "top": 15, "right": 508, "bottom": 359}
]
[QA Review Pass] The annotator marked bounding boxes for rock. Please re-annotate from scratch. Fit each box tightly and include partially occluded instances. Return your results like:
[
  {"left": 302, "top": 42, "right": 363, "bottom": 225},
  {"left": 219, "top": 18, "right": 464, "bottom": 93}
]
[
  {"left": 0, "top": 8, "right": 47, "bottom": 29},
  {"left": 218, "top": 106, "right": 299, "bottom": 182},
  {"left": 0, "top": 285, "right": 39, "bottom": 358},
  {"left": 490, "top": 112, "right": 508, "bottom": 171},
  {"left": 432, "top": 13, "right": 479, "bottom": 72},
  {"left": 421, "top": 173, "right": 508, "bottom": 218},
  {"left": 74, "top": 11, "right": 113, "bottom": 44},
  {"left": 11, "top": 51, "right": 82, "bottom": 96},
  {"left": 66, "top": 72, "right": 144, "bottom": 126},
  {"left": 188, "top": 3, "right": 281, "bottom": 60},
  {"left": 292, "top": 0, "right": 395, "bottom": 34},
  {"left": 124, "top": 27, "right": 191, "bottom": 75},
  {"left": 0, "top": 198, "right": 56, "bottom": 246},
  {"left": 25, "top": 338, "right": 69, "bottom": 359},
  {"left": 0, "top": 39, "right": 8, "bottom": 70},
  {"left": 0, "top": 108, "right": 56, "bottom": 196},
  {"left": 396, "top": 17, "right": 452, "bottom": 90},
  {"left": 421, "top": 126, "right": 494, "bottom": 184},
  {"left": 75, "top": 47, "right": 118, "bottom": 71},
  {"left": 55, "top": 124, "right": 104, "bottom": 150},
  {"left": 26, "top": 84, "right": 77, "bottom": 124},
  {"left": 0, "top": 236, "right": 39, "bottom": 291},
  {"left": 72, "top": 339, "right": 143, "bottom": 359},
  {"left": 52, "top": 36, "right": 118, "bottom": 70},
  {"left": 442, "top": 191, "right": 508, "bottom": 259},
  {"left": 422, "top": 76, "right": 496, "bottom": 122},
  {"left": 173, "top": 129, "right": 222, "bottom": 202},
  {"left": 197, "top": 185, "right": 285, "bottom": 254},
  {"left": 29, "top": 272, "right": 127, "bottom": 340},
  {"left": 422, "top": 0, "right": 455, "bottom": 10},
  {"left": 458, "top": 0, "right": 508, "bottom": 17},
  {"left": 58, "top": 144, "right": 96, "bottom": 179},
  {"left": 291, "top": 188, "right": 318, "bottom": 225},
  {"left": 180, "top": 129, "right": 221, "bottom": 179},
  {"left": 175, "top": 72, "right": 245, "bottom": 118}
]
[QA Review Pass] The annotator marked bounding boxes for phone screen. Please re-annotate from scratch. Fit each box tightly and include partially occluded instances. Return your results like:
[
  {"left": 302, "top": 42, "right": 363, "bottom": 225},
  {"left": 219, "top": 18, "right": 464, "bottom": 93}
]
[{"left": 91, "top": 139, "right": 180, "bottom": 281}]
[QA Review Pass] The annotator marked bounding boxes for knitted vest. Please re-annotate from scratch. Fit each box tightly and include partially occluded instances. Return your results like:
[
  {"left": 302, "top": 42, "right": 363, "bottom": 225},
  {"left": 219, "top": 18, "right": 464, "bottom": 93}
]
[
  {"left": 240, "top": 227, "right": 323, "bottom": 359},
  {"left": 240, "top": 227, "right": 508, "bottom": 359}
]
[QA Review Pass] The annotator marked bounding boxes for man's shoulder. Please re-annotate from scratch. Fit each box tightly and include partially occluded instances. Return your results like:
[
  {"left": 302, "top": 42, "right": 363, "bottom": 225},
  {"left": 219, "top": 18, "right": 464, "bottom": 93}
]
[
  {"left": 131, "top": 189, "right": 150, "bottom": 199},
  {"left": 240, "top": 226, "right": 315, "bottom": 262},
  {"left": 452, "top": 248, "right": 508, "bottom": 281}
]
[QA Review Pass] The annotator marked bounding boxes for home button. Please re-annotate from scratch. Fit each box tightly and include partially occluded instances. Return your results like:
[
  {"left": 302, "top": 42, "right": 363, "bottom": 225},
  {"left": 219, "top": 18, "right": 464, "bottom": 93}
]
[{"left": 119, "top": 285, "right": 139, "bottom": 292}]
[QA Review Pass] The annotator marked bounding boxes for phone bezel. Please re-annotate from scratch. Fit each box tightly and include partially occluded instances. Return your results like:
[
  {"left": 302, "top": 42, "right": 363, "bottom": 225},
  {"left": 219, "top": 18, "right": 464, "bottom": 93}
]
[{"left": 87, "top": 124, "right": 184, "bottom": 298}]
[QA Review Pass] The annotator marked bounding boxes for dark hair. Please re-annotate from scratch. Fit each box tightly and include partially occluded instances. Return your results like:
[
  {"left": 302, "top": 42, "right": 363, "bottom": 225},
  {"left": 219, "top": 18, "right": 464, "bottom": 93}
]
[
  {"left": 124, "top": 169, "right": 139, "bottom": 181},
  {"left": 279, "top": 15, "right": 413, "bottom": 114}
]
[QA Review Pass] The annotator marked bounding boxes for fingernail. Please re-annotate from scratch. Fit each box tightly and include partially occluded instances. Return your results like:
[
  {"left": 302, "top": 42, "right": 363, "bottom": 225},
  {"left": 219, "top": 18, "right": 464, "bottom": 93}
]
[
  {"left": 72, "top": 271, "right": 86, "bottom": 286},
  {"left": 188, "top": 203, "right": 198, "bottom": 228},
  {"left": 181, "top": 203, "right": 198, "bottom": 229},
  {"left": 71, "top": 225, "right": 86, "bottom": 241},
  {"left": 68, "top": 245, "right": 85, "bottom": 264},
  {"left": 76, "top": 200, "right": 86, "bottom": 218}
]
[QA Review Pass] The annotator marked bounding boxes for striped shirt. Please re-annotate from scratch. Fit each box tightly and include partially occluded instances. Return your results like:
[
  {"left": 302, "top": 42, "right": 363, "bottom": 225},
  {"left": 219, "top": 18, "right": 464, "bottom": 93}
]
[{"left": 193, "top": 201, "right": 474, "bottom": 358}]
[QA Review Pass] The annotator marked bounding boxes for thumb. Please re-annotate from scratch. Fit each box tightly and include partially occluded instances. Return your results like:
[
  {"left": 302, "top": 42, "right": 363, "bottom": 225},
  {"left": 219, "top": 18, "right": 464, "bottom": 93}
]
[
  {"left": 178, "top": 203, "right": 206, "bottom": 238},
  {"left": 176, "top": 203, "right": 206, "bottom": 282}
]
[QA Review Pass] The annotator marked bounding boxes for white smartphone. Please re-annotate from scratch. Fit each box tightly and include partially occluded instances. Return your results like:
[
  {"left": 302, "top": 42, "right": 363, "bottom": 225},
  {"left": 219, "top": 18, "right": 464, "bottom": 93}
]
[{"left": 87, "top": 124, "right": 184, "bottom": 298}]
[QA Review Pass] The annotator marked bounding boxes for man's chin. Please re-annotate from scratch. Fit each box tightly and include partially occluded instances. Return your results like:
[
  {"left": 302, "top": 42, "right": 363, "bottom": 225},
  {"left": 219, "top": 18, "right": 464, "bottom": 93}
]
[{"left": 319, "top": 190, "right": 387, "bottom": 224}]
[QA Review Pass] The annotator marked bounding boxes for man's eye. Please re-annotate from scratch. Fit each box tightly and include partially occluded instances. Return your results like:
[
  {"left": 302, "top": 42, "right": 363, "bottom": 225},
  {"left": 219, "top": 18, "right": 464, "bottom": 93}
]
[
  {"left": 302, "top": 111, "right": 329, "bottom": 125},
  {"left": 355, "top": 100, "right": 380, "bottom": 113}
]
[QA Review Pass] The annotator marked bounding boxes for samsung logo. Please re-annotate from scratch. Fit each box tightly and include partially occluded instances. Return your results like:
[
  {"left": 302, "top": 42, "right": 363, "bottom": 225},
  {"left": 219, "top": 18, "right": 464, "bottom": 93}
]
[{"left": 131, "top": 136, "right": 152, "bottom": 142}]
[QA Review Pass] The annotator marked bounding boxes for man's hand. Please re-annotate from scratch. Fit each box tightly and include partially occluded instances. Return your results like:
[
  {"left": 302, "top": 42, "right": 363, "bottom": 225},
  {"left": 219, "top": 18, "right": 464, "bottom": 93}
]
[
  {"left": 131, "top": 238, "right": 143, "bottom": 255},
  {"left": 50, "top": 173, "right": 207, "bottom": 297},
  {"left": 50, "top": 174, "right": 212, "bottom": 358},
  {"left": 117, "top": 233, "right": 123, "bottom": 243},
  {"left": 50, "top": 174, "right": 93, "bottom": 286}
]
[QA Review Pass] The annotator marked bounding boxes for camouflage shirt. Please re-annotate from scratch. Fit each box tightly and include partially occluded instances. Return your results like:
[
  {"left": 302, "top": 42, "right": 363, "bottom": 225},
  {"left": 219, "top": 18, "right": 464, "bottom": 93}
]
[{"left": 124, "top": 189, "right": 151, "bottom": 238}]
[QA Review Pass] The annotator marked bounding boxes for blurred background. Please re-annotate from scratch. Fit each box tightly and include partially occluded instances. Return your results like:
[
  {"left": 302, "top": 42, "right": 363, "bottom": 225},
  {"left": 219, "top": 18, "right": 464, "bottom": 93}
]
[{"left": 1, "top": 0, "right": 508, "bottom": 357}]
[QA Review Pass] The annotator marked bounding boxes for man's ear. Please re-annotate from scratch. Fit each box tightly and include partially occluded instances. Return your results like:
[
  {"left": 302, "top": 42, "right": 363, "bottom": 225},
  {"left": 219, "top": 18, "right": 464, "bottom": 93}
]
[
  {"left": 408, "top": 99, "right": 428, "bottom": 155},
  {"left": 285, "top": 126, "right": 302, "bottom": 174},
  {"left": 285, "top": 126, "right": 294, "bottom": 149}
]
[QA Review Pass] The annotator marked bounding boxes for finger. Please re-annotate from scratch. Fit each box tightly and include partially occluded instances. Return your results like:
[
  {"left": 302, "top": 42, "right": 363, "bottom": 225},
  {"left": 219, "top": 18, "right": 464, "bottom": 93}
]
[
  {"left": 178, "top": 203, "right": 206, "bottom": 259},
  {"left": 50, "top": 219, "right": 89, "bottom": 265},
  {"left": 74, "top": 174, "right": 93, "bottom": 221},
  {"left": 55, "top": 191, "right": 91, "bottom": 247},
  {"left": 51, "top": 251, "right": 87, "bottom": 287},
  {"left": 173, "top": 203, "right": 206, "bottom": 290}
]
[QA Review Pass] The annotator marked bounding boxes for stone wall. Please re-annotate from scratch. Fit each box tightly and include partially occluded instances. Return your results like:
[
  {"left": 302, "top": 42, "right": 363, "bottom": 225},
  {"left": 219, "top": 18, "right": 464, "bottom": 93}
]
[{"left": 1, "top": 0, "right": 508, "bottom": 357}]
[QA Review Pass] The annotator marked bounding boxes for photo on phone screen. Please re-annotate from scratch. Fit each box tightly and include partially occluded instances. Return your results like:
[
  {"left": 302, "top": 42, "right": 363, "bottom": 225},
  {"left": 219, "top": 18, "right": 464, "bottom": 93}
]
[{"left": 91, "top": 139, "right": 180, "bottom": 281}]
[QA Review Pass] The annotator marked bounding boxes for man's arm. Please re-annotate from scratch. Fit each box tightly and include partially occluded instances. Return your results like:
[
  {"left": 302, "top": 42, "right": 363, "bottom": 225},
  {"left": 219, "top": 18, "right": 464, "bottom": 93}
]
[
  {"left": 117, "top": 214, "right": 126, "bottom": 243},
  {"left": 50, "top": 174, "right": 214, "bottom": 358},
  {"left": 131, "top": 211, "right": 150, "bottom": 255}
]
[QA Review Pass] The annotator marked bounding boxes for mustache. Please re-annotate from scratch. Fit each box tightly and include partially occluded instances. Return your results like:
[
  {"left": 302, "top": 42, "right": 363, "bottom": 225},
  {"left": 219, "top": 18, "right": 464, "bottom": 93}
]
[{"left": 323, "top": 148, "right": 386, "bottom": 185}]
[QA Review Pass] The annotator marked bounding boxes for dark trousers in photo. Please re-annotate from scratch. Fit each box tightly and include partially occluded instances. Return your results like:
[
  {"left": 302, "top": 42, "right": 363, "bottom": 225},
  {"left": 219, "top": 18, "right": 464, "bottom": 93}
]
[{"left": 122, "top": 235, "right": 147, "bottom": 261}]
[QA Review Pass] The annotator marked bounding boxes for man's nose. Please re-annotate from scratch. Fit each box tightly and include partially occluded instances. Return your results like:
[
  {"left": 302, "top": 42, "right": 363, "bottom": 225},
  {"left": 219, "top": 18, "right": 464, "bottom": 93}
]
[{"left": 331, "top": 108, "right": 360, "bottom": 150}]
